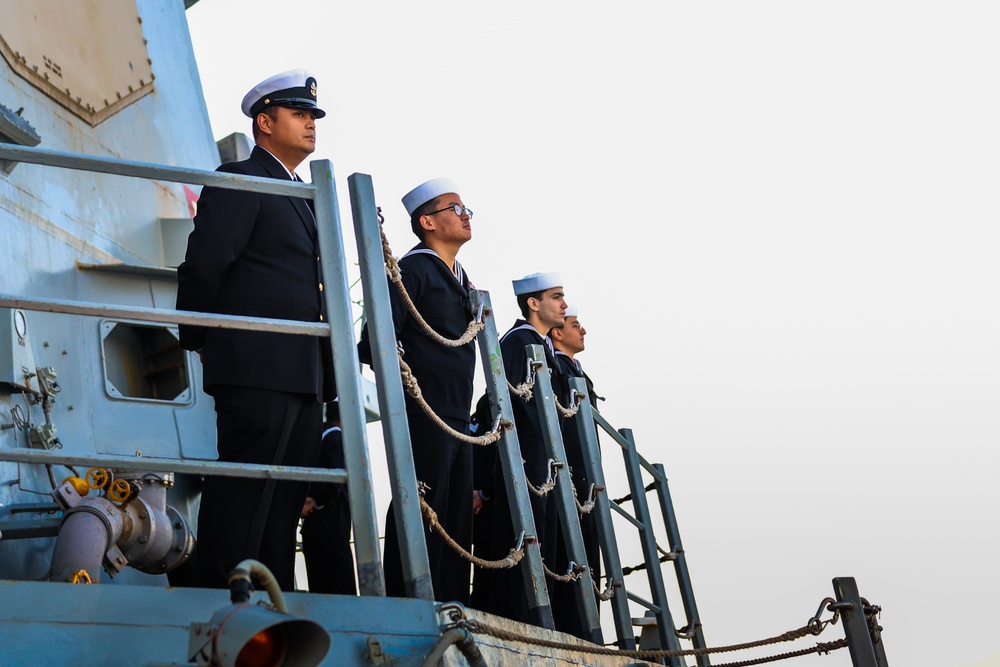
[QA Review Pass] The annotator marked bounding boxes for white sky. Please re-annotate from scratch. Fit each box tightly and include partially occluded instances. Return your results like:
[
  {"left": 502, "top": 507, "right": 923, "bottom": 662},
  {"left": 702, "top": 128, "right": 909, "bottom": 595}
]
[{"left": 187, "top": 3, "right": 1000, "bottom": 665}]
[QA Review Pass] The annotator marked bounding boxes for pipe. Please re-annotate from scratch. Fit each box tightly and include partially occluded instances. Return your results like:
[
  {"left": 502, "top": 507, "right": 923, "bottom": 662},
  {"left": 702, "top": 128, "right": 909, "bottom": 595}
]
[
  {"left": 420, "top": 628, "right": 487, "bottom": 667},
  {"left": 46, "top": 473, "right": 193, "bottom": 582},
  {"left": 48, "top": 499, "right": 122, "bottom": 582},
  {"left": 229, "top": 559, "right": 287, "bottom": 613}
]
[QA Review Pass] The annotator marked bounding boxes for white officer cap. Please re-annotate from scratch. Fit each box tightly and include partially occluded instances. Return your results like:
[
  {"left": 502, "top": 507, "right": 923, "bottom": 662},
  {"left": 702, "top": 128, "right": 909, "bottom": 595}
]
[
  {"left": 564, "top": 305, "right": 579, "bottom": 318},
  {"left": 512, "top": 272, "right": 562, "bottom": 296},
  {"left": 402, "top": 178, "right": 460, "bottom": 216},
  {"left": 241, "top": 69, "right": 326, "bottom": 118}
]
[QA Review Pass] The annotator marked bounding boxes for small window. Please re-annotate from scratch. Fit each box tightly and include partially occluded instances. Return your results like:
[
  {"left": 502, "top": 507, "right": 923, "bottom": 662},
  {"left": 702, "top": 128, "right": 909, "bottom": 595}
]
[
  {"left": 100, "top": 320, "right": 192, "bottom": 404},
  {"left": 0, "top": 102, "right": 41, "bottom": 175}
]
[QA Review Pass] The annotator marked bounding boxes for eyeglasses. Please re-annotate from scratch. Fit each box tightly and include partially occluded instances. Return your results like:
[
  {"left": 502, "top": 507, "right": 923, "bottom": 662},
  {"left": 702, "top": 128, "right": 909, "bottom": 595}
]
[{"left": 427, "top": 203, "right": 474, "bottom": 219}]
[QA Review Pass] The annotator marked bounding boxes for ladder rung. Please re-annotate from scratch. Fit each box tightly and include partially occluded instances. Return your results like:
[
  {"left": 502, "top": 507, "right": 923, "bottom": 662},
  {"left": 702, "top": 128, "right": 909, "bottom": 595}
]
[
  {"left": 626, "top": 590, "right": 661, "bottom": 613},
  {"left": 609, "top": 500, "right": 645, "bottom": 530},
  {"left": 655, "top": 543, "right": 677, "bottom": 560}
]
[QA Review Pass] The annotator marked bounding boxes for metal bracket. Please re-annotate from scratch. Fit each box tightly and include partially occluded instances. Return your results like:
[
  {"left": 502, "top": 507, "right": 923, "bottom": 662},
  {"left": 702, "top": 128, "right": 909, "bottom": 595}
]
[{"left": 366, "top": 635, "right": 386, "bottom": 665}]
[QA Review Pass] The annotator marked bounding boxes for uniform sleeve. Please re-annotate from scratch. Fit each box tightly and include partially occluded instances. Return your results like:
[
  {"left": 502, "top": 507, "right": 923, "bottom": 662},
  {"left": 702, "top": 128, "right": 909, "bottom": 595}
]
[
  {"left": 357, "top": 257, "right": 423, "bottom": 367},
  {"left": 175, "top": 168, "right": 260, "bottom": 350},
  {"left": 310, "top": 430, "right": 346, "bottom": 506},
  {"left": 501, "top": 333, "right": 530, "bottom": 386}
]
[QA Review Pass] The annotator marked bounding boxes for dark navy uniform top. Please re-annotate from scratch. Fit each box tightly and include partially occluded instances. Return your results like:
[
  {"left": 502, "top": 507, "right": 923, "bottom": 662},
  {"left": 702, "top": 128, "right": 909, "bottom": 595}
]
[
  {"left": 499, "top": 320, "right": 562, "bottom": 483},
  {"left": 553, "top": 351, "right": 597, "bottom": 497},
  {"left": 359, "top": 243, "right": 476, "bottom": 421}
]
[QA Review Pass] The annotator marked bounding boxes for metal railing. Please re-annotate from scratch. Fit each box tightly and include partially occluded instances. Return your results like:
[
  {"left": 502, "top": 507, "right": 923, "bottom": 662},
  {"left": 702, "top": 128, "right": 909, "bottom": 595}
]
[{"left": 0, "top": 143, "right": 385, "bottom": 595}]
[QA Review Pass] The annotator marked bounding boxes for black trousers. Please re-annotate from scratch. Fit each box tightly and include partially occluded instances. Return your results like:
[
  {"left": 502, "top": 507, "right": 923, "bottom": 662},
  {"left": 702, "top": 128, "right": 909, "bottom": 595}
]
[
  {"left": 550, "top": 507, "right": 602, "bottom": 638},
  {"left": 301, "top": 509, "right": 356, "bottom": 595},
  {"left": 194, "top": 386, "right": 321, "bottom": 590},
  {"left": 471, "top": 477, "right": 553, "bottom": 625},
  {"left": 382, "top": 410, "right": 473, "bottom": 604},
  {"left": 470, "top": 433, "right": 554, "bottom": 626}
]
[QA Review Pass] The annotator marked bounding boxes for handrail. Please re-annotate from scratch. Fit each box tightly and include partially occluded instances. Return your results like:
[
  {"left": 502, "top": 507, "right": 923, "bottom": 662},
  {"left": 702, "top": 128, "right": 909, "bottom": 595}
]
[
  {"left": 0, "top": 294, "right": 330, "bottom": 337},
  {"left": 592, "top": 411, "right": 666, "bottom": 483},
  {"left": 0, "top": 143, "right": 386, "bottom": 596},
  {"left": 0, "top": 144, "right": 312, "bottom": 197},
  {"left": 0, "top": 450, "right": 347, "bottom": 484}
]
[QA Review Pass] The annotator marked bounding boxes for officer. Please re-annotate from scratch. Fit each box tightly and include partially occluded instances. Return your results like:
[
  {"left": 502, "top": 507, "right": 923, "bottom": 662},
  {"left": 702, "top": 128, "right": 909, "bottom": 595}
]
[
  {"left": 176, "top": 69, "right": 335, "bottom": 589},
  {"left": 358, "top": 178, "right": 477, "bottom": 603}
]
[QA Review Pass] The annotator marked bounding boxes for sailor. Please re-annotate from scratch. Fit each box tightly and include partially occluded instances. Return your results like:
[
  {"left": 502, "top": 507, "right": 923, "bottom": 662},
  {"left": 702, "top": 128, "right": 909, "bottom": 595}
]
[
  {"left": 547, "top": 305, "right": 602, "bottom": 638},
  {"left": 300, "top": 401, "right": 356, "bottom": 595},
  {"left": 176, "top": 69, "right": 335, "bottom": 589},
  {"left": 471, "top": 271, "right": 567, "bottom": 624},
  {"left": 358, "top": 178, "right": 477, "bottom": 604}
]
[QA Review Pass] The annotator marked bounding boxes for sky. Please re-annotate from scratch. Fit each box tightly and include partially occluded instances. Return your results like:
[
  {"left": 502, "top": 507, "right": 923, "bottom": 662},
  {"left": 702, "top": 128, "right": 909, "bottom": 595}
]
[{"left": 186, "top": 3, "right": 1000, "bottom": 665}]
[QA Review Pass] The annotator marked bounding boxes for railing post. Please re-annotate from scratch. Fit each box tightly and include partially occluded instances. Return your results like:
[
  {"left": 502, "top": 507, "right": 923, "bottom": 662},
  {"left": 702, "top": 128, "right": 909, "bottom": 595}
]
[
  {"left": 529, "top": 346, "right": 602, "bottom": 643},
  {"left": 571, "top": 378, "right": 636, "bottom": 649},
  {"left": 620, "top": 428, "right": 683, "bottom": 665},
  {"left": 471, "top": 291, "right": 553, "bottom": 628},
  {"left": 833, "top": 577, "right": 886, "bottom": 667},
  {"left": 346, "top": 172, "right": 433, "bottom": 600},
  {"left": 653, "top": 462, "right": 709, "bottom": 666},
  {"left": 311, "top": 160, "right": 386, "bottom": 597}
]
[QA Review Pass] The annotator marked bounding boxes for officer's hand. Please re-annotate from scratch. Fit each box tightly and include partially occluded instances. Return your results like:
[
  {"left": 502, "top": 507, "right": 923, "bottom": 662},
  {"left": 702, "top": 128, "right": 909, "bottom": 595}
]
[
  {"left": 472, "top": 490, "right": 484, "bottom": 515},
  {"left": 301, "top": 497, "right": 317, "bottom": 517}
]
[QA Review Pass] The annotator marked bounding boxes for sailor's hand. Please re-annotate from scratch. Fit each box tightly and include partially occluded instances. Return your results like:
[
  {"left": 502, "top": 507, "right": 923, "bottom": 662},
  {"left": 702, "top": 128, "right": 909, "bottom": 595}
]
[
  {"left": 472, "top": 490, "right": 484, "bottom": 515},
  {"left": 301, "top": 497, "right": 317, "bottom": 517}
]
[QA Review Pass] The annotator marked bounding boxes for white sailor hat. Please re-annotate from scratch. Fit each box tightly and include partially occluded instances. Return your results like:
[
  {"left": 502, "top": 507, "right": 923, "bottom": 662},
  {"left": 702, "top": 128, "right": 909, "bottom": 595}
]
[
  {"left": 241, "top": 69, "right": 326, "bottom": 119},
  {"left": 512, "top": 272, "right": 562, "bottom": 296},
  {"left": 402, "top": 178, "right": 460, "bottom": 216},
  {"left": 564, "top": 305, "right": 579, "bottom": 318}
]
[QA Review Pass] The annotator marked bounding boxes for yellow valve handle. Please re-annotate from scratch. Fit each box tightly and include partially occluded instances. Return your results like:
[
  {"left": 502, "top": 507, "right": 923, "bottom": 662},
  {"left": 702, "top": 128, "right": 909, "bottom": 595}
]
[
  {"left": 85, "top": 467, "right": 110, "bottom": 490},
  {"left": 70, "top": 569, "right": 92, "bottom": 584},
  {"left": 61, "top": 476, "right": 90, "bottom": 497},
  {"left": 107, "top": 479, "right": 132, "bottom": 503}
]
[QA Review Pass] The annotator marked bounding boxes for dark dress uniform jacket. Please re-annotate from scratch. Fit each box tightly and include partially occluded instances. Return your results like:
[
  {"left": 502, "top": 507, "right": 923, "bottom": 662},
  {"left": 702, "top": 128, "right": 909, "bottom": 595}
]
[{"left": 176, "top": 145, "right": 334, "bottom": 401}]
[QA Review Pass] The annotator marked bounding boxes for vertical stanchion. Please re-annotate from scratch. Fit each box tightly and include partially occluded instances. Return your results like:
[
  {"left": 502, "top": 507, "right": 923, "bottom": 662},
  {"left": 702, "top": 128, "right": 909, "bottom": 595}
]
[
  {"left": 620, "top": 428, "right": 683, "bottom": 665},
  {"left": 345, "top": 171, "right": 433, "bottom": 600},
  {"left": 653, "top": 462, "right": 710, "bottom": 666},
  {"left": 471, "top": 291, "right": 553, "bottom": 629},
  {"left": 571, "top": 377, "right": 636, "bottom": 649},
  {"left": 310, "top": 162, "right": 385, "bottom": 596},
  {"left": 833, "top": 577, "right": 884, "bottom": 667},
  {"left": 529, "top": 346, "right": 602, "bottom": 643}
]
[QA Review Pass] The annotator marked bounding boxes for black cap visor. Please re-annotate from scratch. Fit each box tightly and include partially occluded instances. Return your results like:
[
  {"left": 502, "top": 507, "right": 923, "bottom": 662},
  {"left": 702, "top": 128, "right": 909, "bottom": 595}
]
[{"left": 250, "top": 85, "right": 326, "bottom": 118}]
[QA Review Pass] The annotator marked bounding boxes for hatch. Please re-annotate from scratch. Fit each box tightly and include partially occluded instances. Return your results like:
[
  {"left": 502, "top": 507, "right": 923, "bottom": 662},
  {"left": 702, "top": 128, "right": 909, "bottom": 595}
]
[{"left": 0, "top": 0, "right": 154, "bottom": 125}]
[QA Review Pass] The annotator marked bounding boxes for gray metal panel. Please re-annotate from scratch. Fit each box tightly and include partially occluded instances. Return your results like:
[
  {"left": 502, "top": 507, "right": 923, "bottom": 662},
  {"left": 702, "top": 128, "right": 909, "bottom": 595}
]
[
  {"left": 311, "top": 161, "right": 385, "bottom": 598},
  {"left": 470, "top": 290, "right": 553, "bottom": 628},
  {"left": 347, "top": 172, "right": 431, "bottom": 600},
  {"left": 0, "top": 580, "right": 442, "bottom": 667},
  {"left": 528, "top": 344, "right": 602, "bottom": 643}
]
